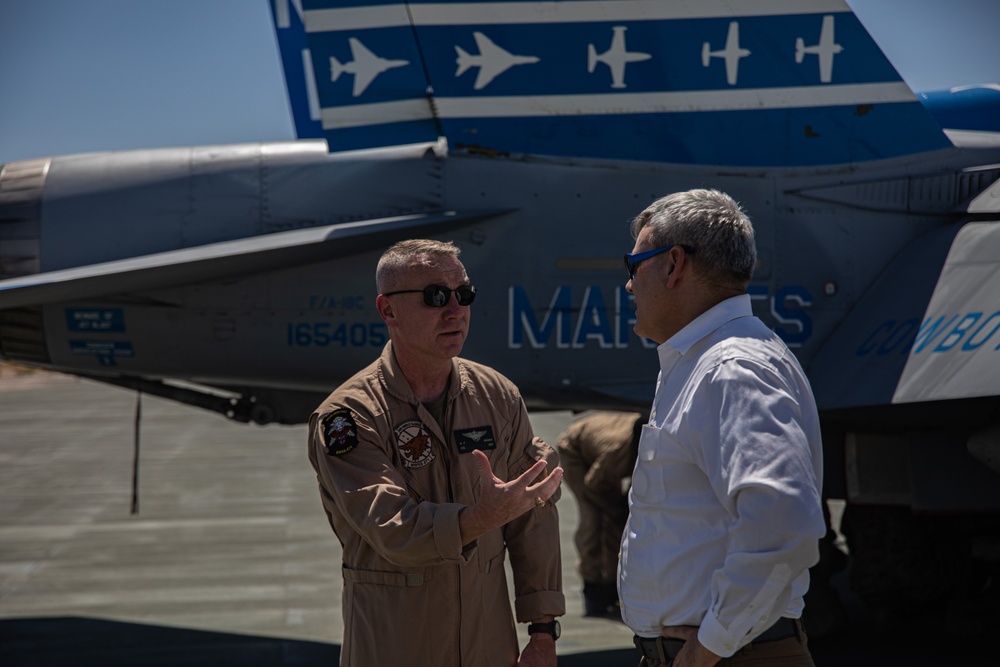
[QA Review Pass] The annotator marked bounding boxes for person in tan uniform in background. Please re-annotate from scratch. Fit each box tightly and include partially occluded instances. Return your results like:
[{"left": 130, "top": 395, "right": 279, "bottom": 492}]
[
  {"left": 557, "top": 411, "right": 643, "bottom": 617},
  {"left": 308, "top": 239, "right": 565, "bottom": 667}
]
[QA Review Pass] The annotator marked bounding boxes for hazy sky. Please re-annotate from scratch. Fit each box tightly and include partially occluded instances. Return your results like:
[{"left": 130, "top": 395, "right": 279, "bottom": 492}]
[{"left": 1, "top": 0, "right": 998, "bottom": 164}]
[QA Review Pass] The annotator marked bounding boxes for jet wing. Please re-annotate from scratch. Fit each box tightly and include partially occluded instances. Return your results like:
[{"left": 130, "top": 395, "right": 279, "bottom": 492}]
[
  {"left": 347, "top": 38, "right": 380, "bottom": 97},
  {"left": 724, "top": 22, "right": 741, "bottom": 86},
  {"left": 0, "top": 210, "right": 507, "bottom": 308},
  {"left": 817, "top": 15, "right": 837, "bottom": 83},
  {"left": 469, "top": 33, "right": 501, "bottom": 91}
]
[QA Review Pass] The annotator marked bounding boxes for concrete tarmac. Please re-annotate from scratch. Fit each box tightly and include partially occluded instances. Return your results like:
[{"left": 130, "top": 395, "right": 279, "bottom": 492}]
[{"left": 0, "top": 369, "right": 994, "bottom": 666}]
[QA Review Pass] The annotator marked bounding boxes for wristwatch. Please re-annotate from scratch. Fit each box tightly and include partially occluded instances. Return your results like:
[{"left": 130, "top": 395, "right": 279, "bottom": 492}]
[{"left": 527, "top": 620, "right": 561, "bottom": 640}]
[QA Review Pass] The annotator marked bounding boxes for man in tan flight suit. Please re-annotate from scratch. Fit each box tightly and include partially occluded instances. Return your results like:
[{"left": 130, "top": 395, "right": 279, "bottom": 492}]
[
  {"left": 308, "top": 239, "right": 565, "bottom": 667},
  {"left": 557, "top": 411, "right": 643, "bottom": 617}
]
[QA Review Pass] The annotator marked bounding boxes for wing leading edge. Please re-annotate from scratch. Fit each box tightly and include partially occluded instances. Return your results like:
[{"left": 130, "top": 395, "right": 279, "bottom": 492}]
[{"left": 0, "top": 210, "right": 508, "bottom": 309}]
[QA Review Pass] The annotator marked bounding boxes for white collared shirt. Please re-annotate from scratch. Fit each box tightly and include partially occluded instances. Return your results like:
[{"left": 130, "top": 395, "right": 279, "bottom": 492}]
[{"left": 618, "top": 294, "right": 825, "bottom": 658}]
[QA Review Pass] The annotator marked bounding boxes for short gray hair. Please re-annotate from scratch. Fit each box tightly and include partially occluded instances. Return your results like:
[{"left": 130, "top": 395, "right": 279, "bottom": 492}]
[
  {"left": 376, "top": 239, "right": 462, "bottom": 293},
  {"left": 630, "top": 189, "right": 756, "bottom": 287}
]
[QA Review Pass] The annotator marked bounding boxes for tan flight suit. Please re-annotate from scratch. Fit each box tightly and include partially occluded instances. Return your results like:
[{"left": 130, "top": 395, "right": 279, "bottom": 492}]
[
  {"left": 308, "top": 342, "right": 564, "bottom": 667},
  {"left": 558, "top": 412, "right": 643, "bottom": 586}
]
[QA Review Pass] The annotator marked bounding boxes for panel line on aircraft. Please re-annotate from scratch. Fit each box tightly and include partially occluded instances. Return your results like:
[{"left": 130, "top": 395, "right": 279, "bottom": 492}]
[
  {"left": 318, "top": 82, "right": 915, "bottom": 130},
  {"left": 304, "top": 0, "right": 849, "bottom": 32}
]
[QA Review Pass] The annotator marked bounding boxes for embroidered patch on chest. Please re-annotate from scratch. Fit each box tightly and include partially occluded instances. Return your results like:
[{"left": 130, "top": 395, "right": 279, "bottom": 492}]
[
  {"left": 322, "top": 408, "right": 359, "bottom": 456},
  {"left": 394, "top": 420, "right": 436, "bottom": 468},
  {"left": 454, "top": 425, "right": 497, "bottom": 454}
]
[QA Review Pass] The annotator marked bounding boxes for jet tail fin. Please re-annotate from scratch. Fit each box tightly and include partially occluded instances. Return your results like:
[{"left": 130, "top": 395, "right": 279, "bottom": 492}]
[
  {"left": 330, "top": 56, "right": 345, "bottom": 82},
  {"left": 269, "top": 0, "right": 951, "bottom": 166},
  {"left": 455, "top": 46, "right": 473, "bottom": 77}
]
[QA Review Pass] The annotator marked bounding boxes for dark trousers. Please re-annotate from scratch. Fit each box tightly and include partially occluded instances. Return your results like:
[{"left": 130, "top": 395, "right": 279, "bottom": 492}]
[{"left": 636, "top": 620, "right": 814, "bottom": 667}]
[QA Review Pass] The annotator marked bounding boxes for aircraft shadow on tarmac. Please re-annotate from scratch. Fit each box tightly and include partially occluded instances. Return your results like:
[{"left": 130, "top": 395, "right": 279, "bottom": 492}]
[
  {"left": 3, "top": 611, "right": 999, "bottom": 667},
  {"left": 0, "top": 617, "right": 638, "bottom": 667},
  {"left": 0, "top": 617, "right": 340, "bottom": 667}
]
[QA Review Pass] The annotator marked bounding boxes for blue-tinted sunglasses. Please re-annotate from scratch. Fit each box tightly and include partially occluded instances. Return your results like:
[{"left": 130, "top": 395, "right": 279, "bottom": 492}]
[
  {"left": 623, "top": 245, "right": 695, "bottom": 280},
  {"left": 382, "top": 284, "right": 477, "bottom": 307}
]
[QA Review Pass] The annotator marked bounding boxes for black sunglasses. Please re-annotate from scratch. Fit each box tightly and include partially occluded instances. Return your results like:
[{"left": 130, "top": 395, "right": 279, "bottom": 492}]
[{"left": 382, "top": 284, "right": 477, "bottom": 307}]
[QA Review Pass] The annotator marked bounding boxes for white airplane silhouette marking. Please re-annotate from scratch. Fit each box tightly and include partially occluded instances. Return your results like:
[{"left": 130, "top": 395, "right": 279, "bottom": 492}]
[
  {"left": 587, "top": 26, "right": 651, "bottom": 89},
  {"left": 795, "top": 15, "right": 843, "bottom": 83},
  {"left": 330, "top": 37, "right": 409, "bottom": 97},
  {"left": 702, "top": 21, "right": 751, "bottom": 86},
  {"left": 455, "top": 32, "right": 540, "bottom": 90}
]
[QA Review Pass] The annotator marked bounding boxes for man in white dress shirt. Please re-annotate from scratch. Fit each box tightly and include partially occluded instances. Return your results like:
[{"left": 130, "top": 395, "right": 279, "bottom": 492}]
[{"left": 619, "top": 189, "right": 826, "bottom": 667}]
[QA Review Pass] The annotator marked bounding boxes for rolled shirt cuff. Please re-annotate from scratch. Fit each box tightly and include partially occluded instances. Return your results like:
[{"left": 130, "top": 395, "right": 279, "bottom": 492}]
[
  {"left": 514, "top": 590, "right": 566, "bottom": 623},
  {"left": 697, "top": 611, "right": 745, "bottom": 659}
]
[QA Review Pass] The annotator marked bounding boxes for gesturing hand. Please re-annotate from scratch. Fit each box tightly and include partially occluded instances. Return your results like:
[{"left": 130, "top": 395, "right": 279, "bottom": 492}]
[{"left": 459, "top": 449, "right": 563, "bottom": 544}]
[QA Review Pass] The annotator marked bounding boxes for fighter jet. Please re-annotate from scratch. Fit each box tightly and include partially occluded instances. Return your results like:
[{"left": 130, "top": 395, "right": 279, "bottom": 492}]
[
  {"left": 3, "top": 0, "right": 1000, "bottom": 564},
  {"left": 796, "top": 14, "right": 844, "bottom": 83},
  {"left": 587, "top": 26, "right": 652, "bottom": 89},
  {"left": 702, "top": 21, "right": 751, "bottom": 86},
  {"left": 331, "top": 37, "right": 409, "bottom": 97},
  {"left": 455, "top": 32, "right": 540, "bottom": 90}
]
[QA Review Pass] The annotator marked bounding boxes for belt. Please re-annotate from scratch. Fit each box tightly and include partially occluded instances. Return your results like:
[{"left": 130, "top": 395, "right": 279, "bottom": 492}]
[
  {"left": 633, "top": 636, "right": 685, "bottom": 662},
  {"left": 633, "top": 618, "right": 801, "bottom": 662},
  {"left": 755, "top": 617, "right": 800, "bottom": 642}
]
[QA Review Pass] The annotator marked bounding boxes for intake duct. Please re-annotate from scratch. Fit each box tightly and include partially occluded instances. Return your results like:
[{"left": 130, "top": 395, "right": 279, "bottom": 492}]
[
  {"left": 0, "top": 160, "right": 50, "bottom": 364},
  {"left": 0, "top": 306, "right": 49, "bottom": 364},
  {"left": 0, "top": 158, "right": 47, "bottom": 279}
]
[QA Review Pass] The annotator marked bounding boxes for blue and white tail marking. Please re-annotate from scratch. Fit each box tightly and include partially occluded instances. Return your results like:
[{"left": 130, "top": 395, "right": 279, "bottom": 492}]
[
  {"left": 332, "top": 37, "right": 410, "bottom": 97},
  {"left": 271, "top": 0, "right": 951, "bottom": 166},
  {"left": 456, "top": 32, "right": 540, "bottom": 91},
  {"left": 702, "top": 22, "right": 751, "bottom": 86},
  {"left": 795, "top": 15, "right": 843, "bottom": 83},
  {"left": 270, "top": 0, "right": 324, "bottom": 139},
  {"left": 587, "top": 26, "right": 651, "bottom": 89}
]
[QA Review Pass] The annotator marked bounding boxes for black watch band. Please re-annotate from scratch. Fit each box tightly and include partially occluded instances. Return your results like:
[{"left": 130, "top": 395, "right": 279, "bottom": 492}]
[{"left": 527, "top": 620, "right": 560, "bottom": 640}]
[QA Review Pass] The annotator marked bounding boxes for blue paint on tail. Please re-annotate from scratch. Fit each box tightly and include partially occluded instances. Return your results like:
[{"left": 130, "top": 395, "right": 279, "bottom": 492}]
[{"left": 271, "top": 1, "right": 953, "bottom": 165}]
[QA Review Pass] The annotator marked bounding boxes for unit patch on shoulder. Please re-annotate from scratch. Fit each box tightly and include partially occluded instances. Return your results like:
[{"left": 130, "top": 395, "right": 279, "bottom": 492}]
[
  {"left": 394, "top": 420, "right": 435, "bottom": 469},
  {"left": 455, "top": 425, "right": 497, "bottom": 454},
  {"left": 322, "top": 408, "right": 359, "bottom": 456}
]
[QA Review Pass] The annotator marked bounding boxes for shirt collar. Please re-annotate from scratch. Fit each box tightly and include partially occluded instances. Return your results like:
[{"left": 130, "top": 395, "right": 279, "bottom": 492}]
[
  {"left": 378, "top": 340, "right": 466, "bottom": 404},
  {"left": 660, "top": 293, "right": 753, "bottom": 356}
]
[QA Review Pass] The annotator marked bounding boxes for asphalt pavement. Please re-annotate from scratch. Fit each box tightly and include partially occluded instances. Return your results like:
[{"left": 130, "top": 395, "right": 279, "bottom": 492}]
[{"left": 0, "top": 368, "right": 994, "bottom": 666}]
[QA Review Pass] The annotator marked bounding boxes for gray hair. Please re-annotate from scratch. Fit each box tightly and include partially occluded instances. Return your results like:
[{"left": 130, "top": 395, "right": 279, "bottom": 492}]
[
  {"left": 376, "top": 239, "right": 462, "bottom": 293},
  {"left": 630, "top": 189, "right": 756, "bottom": 287}
]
